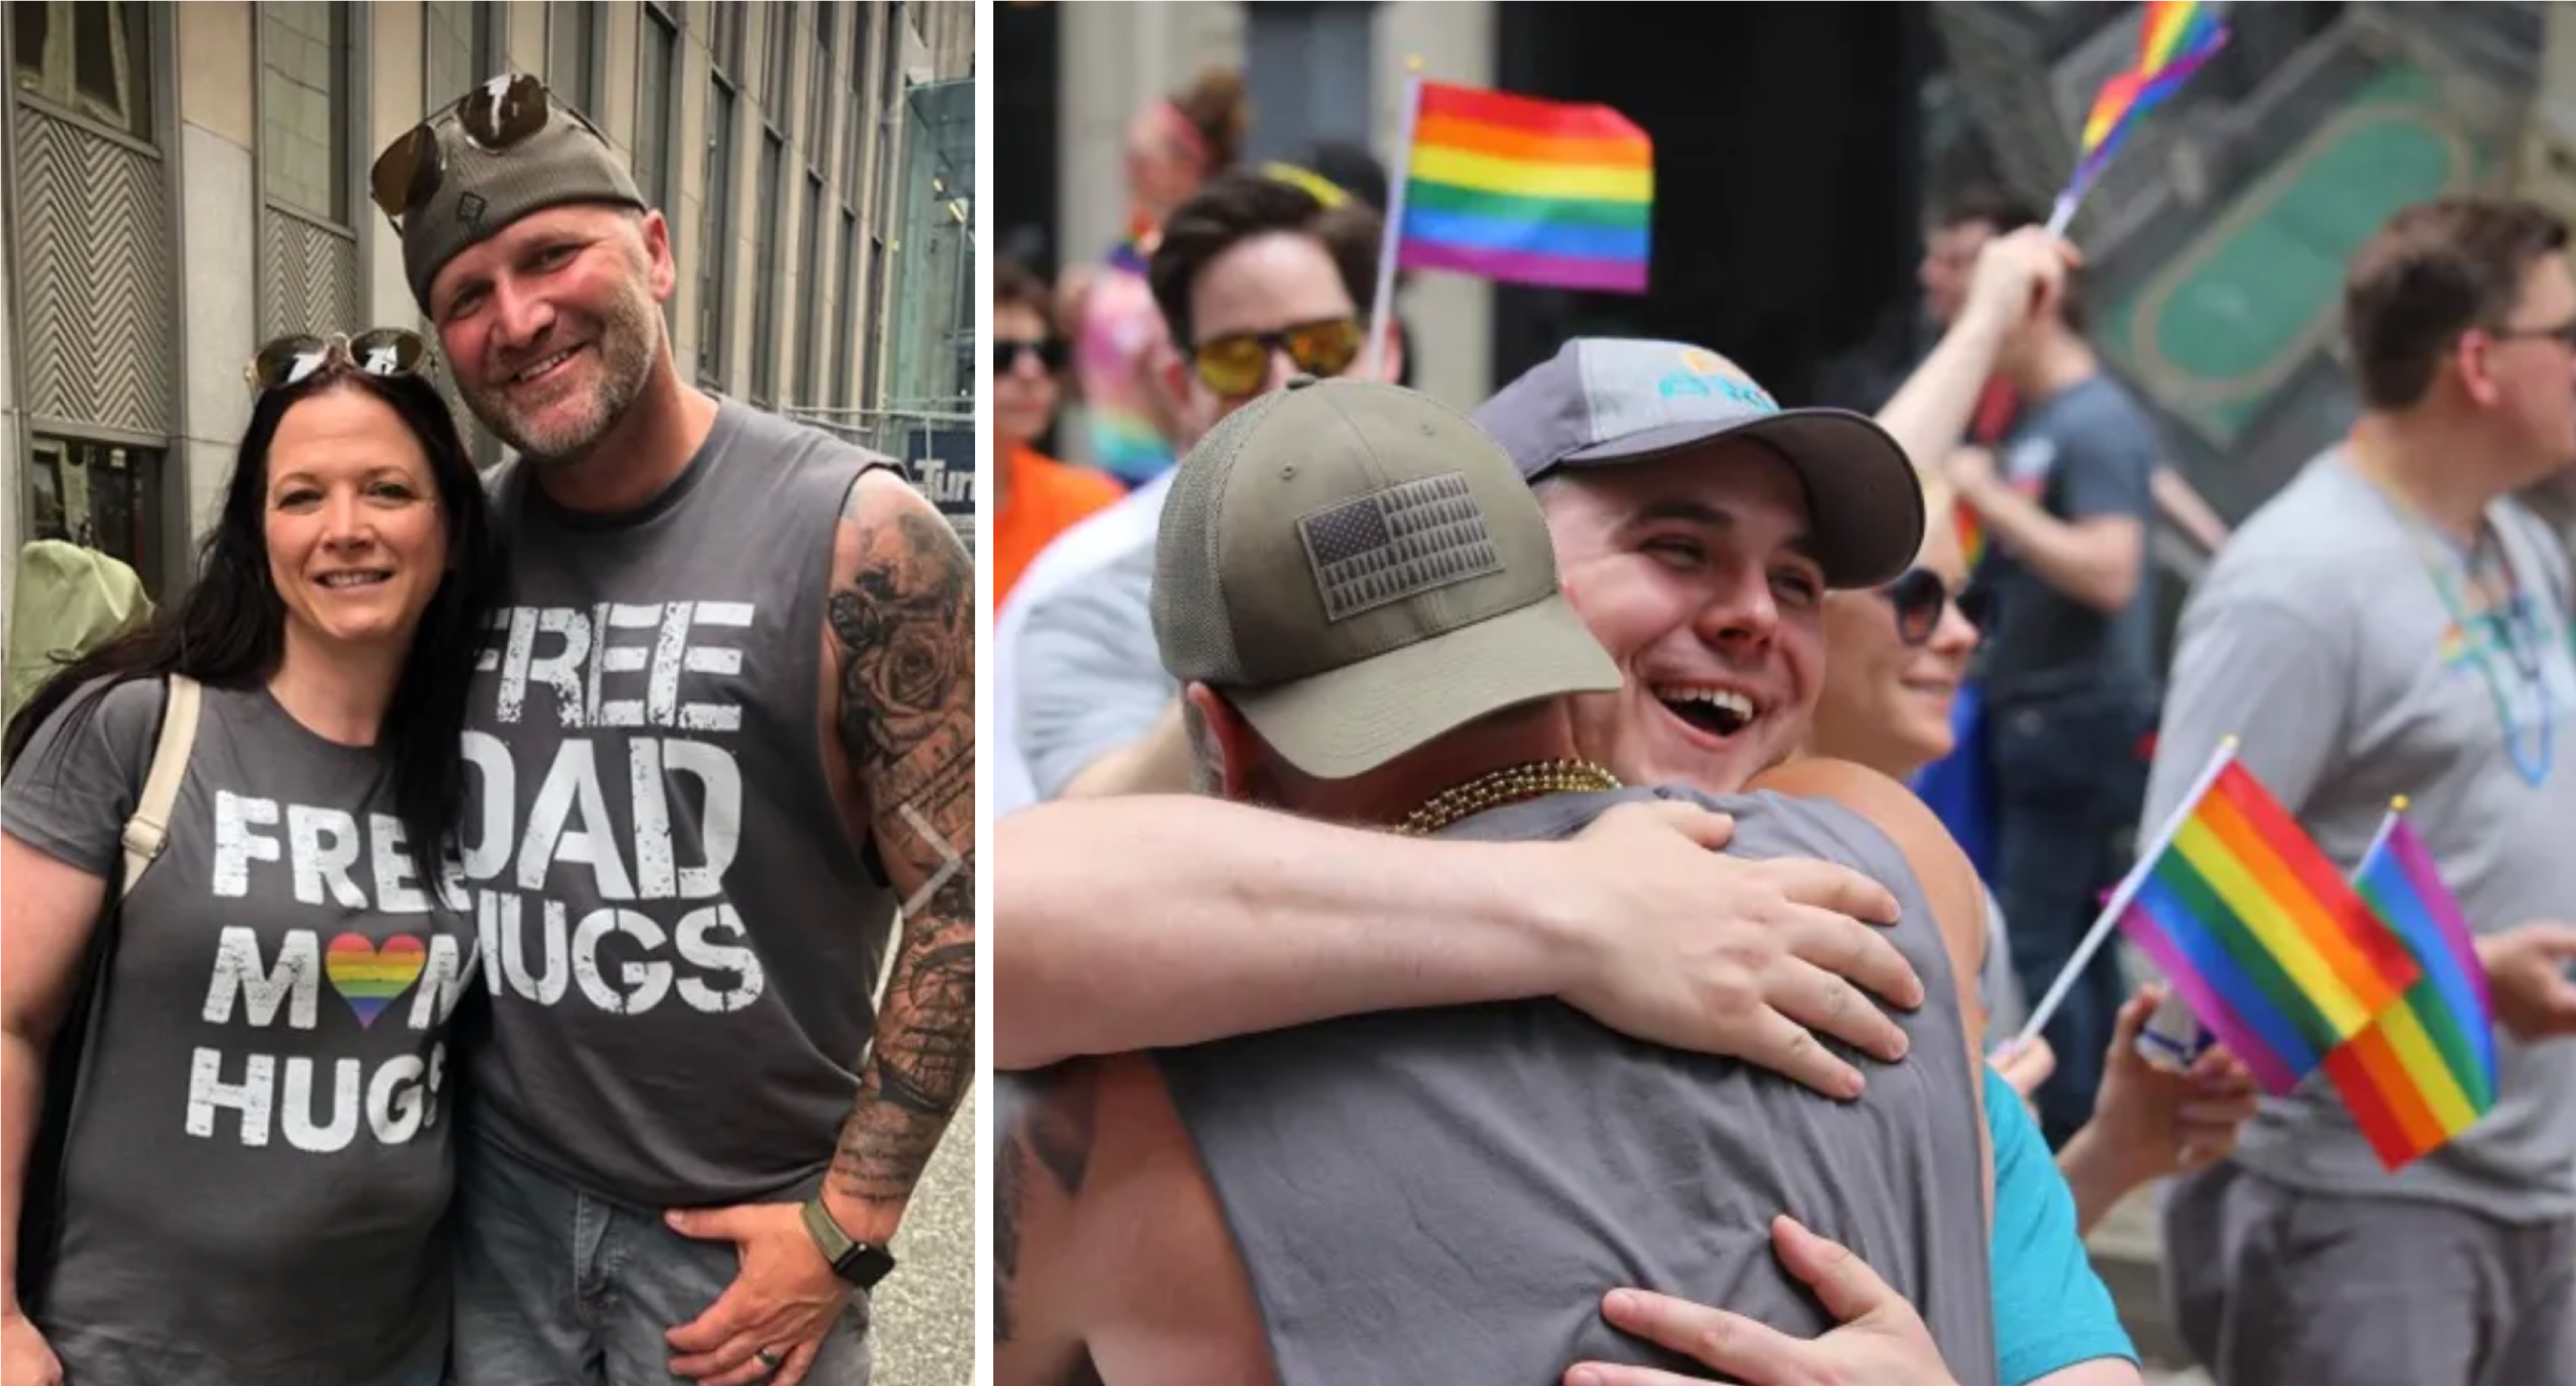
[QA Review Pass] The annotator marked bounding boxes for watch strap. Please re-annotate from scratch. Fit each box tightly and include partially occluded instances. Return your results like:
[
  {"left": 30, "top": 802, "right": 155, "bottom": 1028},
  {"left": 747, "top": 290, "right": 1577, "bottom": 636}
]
[{"left": 801, "top": 1195, "right": 856, "bottom": 1263}]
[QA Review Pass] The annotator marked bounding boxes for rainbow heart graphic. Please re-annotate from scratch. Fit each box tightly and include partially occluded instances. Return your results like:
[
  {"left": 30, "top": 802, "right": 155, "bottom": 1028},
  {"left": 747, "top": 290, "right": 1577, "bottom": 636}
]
[{"left": 326, "top": 933, "right": 427, "bottom": 1029}]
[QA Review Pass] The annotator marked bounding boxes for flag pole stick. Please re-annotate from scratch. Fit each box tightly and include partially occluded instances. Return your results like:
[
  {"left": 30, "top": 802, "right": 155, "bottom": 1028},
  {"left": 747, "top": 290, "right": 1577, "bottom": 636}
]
[
  {"left": 1366, "top": 56, "right": 1425, "bottom": 380},
  {"left": 2355, "top": 796, "right": 2406, "bottom": 877},
  {"left": 2044, "top": 191, "right": 2080, "bottom": 238},
  {"left": 2016, "top": 735, "right": 2241, "bottom": 1049}
]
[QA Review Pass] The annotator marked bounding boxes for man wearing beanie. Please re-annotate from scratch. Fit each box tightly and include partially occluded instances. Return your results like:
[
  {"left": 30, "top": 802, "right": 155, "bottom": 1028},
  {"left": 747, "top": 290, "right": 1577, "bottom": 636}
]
[{"left": 377, "top": 75, "right": 975, "bottom": 1386}]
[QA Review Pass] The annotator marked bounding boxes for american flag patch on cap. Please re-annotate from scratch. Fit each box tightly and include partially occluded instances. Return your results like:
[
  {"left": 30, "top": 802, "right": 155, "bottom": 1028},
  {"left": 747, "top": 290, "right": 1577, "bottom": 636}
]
[{"left": 1298, "top": 473, "right": 1502, "bottom": 622}]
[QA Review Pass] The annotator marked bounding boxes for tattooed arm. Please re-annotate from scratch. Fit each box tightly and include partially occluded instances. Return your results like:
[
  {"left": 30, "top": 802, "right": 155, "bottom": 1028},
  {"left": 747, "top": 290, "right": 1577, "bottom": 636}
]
[
  {"left": 994, "top": 1067, "right": 1100, "bottom": 1385},
  {"left": 823, "top": 470, "right": 979, "bottom": 1244}
]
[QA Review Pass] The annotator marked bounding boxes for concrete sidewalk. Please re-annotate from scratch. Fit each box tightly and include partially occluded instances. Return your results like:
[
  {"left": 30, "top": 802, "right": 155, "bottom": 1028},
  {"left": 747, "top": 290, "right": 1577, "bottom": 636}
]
[{"left": 865, "top": 1089, "right": 978, "bottom": 1385}]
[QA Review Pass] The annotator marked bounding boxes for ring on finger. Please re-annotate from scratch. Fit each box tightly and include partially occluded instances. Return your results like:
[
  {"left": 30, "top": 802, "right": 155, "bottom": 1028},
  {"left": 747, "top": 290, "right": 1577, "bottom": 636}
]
[{"left": 756, "top": 1347, "right": 783, "bottom": 1371}]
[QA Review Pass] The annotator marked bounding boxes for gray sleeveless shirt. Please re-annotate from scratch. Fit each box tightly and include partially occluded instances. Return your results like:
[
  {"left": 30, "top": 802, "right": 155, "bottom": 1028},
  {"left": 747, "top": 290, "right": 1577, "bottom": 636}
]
[
  {"left": 1154, "top": 785, "right": 1998, "bottom": 1386},
  {"left": 465, "top": 402, "right": 902, "bottom": 1207}
]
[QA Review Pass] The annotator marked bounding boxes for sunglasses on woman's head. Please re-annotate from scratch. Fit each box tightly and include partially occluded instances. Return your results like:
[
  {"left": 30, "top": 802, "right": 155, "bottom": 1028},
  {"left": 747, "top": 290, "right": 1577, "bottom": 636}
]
[
  {"left": 1879, "top": 567, "right": 1984, "bottom": 646},
  {"left": 243, "top": 329, "right": 433, "bottom": 394},
  {"left": 1188, "top": 317, "right": 1364, "bottom": 399},
  {"left": 368, "top": 73, "right": 607, "bottom": 230}
]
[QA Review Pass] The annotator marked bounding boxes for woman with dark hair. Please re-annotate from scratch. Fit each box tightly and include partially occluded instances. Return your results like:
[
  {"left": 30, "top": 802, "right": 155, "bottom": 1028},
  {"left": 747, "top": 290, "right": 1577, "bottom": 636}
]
[{"left": 0, "top": 331, "right": 502, "bottom": 1386}]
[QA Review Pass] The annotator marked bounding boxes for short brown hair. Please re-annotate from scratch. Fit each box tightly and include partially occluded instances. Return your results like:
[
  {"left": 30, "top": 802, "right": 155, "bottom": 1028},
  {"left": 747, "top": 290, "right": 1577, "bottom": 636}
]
[
  {"left": 2343, "top": 197, "right": 2571, "bottom": 410},
  {"left": 1935, "top": 186, "right": 2045, "bottom": 238},
  {"left": 1930, "top": 184, "right": 2086, "bottom": 332},
  {"left": 1148, "top": 171, "right": 1382, "bottom": 349},
  {"left": 995, "top": 259, "right": 1052, "bottom": 326}
]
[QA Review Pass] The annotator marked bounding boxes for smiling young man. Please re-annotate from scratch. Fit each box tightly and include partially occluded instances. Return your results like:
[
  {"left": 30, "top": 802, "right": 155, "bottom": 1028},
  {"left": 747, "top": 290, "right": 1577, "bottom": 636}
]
[
  {"left": 377, "top": 78, "right": 976, "bottom": 1386},
  {"left": 998, "top": 232, "right": 2159, "bottom": 1385}
]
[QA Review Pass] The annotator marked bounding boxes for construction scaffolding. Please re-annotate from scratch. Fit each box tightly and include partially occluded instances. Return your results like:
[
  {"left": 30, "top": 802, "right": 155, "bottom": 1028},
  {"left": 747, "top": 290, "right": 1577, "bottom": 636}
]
[{"left": 789, "top": 404, "right": 979, "bottom": 555}]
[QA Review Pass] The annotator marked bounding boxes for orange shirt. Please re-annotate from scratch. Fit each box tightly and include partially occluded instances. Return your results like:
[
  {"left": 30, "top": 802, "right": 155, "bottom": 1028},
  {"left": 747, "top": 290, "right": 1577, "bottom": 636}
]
[{"left": 994, "top": 442, "right": 1125, "bottom": 608}]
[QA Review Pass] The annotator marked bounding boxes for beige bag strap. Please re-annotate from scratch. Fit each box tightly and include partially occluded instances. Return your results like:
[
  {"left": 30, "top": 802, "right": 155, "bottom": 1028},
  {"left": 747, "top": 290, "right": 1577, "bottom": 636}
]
[{"left": 118, "top": 673, "right": 201, "bottom": 898}]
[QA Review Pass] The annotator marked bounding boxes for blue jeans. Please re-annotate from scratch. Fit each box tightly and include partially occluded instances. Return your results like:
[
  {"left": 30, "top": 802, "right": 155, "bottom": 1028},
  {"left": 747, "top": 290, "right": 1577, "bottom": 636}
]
[
  {"left": 1989, "top": 688, "right": 2154, "bottom": 1148},
  {"left": 450, "top": 1139, "right": 873, "bottom": 1386}
]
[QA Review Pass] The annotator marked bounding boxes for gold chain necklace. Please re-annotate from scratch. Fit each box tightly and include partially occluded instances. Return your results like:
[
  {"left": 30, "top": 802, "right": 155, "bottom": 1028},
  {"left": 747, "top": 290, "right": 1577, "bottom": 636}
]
[{"left": 1397, "top": 759, "right": 1624, "bottom": 837}]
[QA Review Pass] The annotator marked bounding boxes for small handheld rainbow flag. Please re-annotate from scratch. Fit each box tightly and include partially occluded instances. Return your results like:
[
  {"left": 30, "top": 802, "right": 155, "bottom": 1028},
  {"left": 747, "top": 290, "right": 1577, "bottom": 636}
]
[
  {"left": 1393, "top": 79, "right": 1653, "bottom": 293},
  {"left": 1954, "top": 504, "right": 1987, "bottom": 573},
  {"left": 2322, "top": 800, "right": 2499, "bottom": 1170},
  {"left": 2046, "top": 1, "right": 2231, "bottom": 235},
  {"left": 2019, "top": 737, "right": 2422, "bottom": 1096},
  {"left": 1365, "top": 67, "right": 1652, "bottom": 373}
]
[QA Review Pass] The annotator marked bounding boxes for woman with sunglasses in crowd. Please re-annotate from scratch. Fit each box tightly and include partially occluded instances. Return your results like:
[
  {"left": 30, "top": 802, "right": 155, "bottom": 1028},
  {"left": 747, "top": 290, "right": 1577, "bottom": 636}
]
[
  {"left": 1798, "top": 474, "right": 2260, "bottom": 1385},
  {"left": 0, "top": 331, "right": 501, "bottom": 1386},
  {"left": 995, "top": 258, "right": 1123, "bottom": 608}
]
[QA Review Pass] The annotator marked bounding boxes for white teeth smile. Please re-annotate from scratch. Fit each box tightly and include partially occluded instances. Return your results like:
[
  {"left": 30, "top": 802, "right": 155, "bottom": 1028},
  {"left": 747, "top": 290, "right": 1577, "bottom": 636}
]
[
  {"left": 513, "top": 348, "right": 579, "bottom": 383},
  {"left": 1653, "top": 685, "right": 1757, "bottom": 737},
  {"left": 318, "top": 571, "right": 389, "bottom": 589}
]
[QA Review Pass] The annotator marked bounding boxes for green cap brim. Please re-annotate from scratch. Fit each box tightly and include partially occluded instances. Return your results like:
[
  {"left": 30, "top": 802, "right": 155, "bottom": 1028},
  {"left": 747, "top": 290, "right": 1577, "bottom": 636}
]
[{"left": 1227, "top": 593, "right": 1624, "bottom": 781}]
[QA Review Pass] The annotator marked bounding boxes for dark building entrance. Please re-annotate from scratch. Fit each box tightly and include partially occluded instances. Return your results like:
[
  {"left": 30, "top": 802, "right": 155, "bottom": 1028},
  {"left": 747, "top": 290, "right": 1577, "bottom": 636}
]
[{"left": 1490, "top": 3, "right": 1933, "bottom": 407}]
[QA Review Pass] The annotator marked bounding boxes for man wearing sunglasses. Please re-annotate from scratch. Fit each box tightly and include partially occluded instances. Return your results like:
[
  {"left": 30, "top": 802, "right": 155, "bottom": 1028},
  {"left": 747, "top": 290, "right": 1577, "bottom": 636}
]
[
  {"left": 2146, "top": 197, "right": 2576, "bottom": 1386},
  {"left": 1001, "top": 223, "right": 2180, "bottom": 1383},
  {"left": 374, "top": 75, "right": 975, "bottom": 1386},
  {"left": 1009, "top": 170, "right": 1398, "bottom": 809}
]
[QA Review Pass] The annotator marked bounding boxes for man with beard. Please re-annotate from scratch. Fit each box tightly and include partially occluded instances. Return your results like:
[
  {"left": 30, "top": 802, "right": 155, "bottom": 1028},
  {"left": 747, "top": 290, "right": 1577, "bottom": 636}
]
[{"left": 375, "top": 77, "right": 975, "bottom": 1386}]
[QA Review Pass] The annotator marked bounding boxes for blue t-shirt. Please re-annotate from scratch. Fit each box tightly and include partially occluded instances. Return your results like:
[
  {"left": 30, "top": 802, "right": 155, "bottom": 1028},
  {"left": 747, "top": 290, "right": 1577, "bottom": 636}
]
[
  {"left": 1986, "top": 1065, "right": 2138, "bottom": 1384},
  {"left": 1974, "top": 374, "right": 2161, "bottom": 706}
]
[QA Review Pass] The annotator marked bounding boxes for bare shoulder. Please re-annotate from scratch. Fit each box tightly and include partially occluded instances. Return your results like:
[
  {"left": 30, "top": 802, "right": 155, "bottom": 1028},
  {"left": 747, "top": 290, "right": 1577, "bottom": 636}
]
[
  {"left": 824, "top": 467, "right": 974, "bottom": 783},
  {"left": 1750, "top": 757, "right": 1986, "bottom": 967},
  {"left": 831, "top": 466, "right": 970, "bottom": 582}
]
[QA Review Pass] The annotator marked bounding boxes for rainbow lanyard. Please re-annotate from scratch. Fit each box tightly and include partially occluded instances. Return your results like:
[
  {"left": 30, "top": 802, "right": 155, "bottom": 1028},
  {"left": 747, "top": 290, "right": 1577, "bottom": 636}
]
[{"left": 2384, "top": 498, "right": 2559, "bottom": 788}]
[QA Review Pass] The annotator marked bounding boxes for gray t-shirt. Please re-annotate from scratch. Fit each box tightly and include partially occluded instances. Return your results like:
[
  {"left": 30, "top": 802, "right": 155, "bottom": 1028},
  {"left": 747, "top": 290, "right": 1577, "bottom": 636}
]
[
  {"left": 1155, "top": 784, "right": 1997, "bottom": 1386},
  {"left": 1976, "top": 375, "right": 2162, "bottom": 705},
  {"left": 2, "top": 678, "right": 474, "bottom": 1385},
  {"left": 1012, "top": 533, "right": 1172, "bottom": 799},
  {"left": 465, "top": 402, "right": 905, "bottom": 1208},
  {"left": 2144, "top": 450, "right": 2576, "bottom": 1223}
]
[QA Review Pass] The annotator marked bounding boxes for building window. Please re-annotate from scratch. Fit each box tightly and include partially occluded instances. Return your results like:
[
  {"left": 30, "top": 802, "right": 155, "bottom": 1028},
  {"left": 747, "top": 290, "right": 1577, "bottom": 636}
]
[
  {"left": 28, "top": 436, "right": 168, "bottom": 598},
  {"left": 708, "top": 1, "right": 744, "bottom": 79},
  {"left": 808, "top": 1, "right": 835, "bottom": 174},
  {"left": 766, "top": 1, "right": 796, "bottom": 118},
  {"left": 12, "top": 0, "right": 154, "bottom": 140},
  {"left": 836, "top": 206, "right": 858, "bottom": 407},
  {"left": 700, "top": 69, "right": 737, "bottom": 391},
  {"left": 799, "top": 171, "right": 825, "bottom": 405},
  {"left": 260, "top": 1, "right": 350, "bottom": 224},
  {"left": 751, "top": 131, "right": 783, "bottom": 405},
  {"left": 861, "top": 230, "right": 886, "bottom": 410},
  {"left": 635, "top": 2, "right": 681, "bottom": 334},
  {"left": 424, "top": 1, "right": 500, "bottom": 112},
  {"left": 547, "top": 1, "right": 600, "bottom": 116},
  {"left": 842, "top": 3, "right": 868, "bottom": 200}
]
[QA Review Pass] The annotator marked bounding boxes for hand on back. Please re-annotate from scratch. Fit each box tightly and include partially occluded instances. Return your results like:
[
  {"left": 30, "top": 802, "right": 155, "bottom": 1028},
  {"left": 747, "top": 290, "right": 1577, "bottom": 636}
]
[{"left": 1558, "top": 801, "right": 1925, "bottom": 1099}]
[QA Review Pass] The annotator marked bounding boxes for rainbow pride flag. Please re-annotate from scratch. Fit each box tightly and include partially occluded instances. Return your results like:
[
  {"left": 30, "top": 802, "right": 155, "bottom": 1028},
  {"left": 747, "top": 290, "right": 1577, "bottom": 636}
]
[
  {"left": 1954, "top": 505, "right": 1987, "bottom": 573},
  {"left": 2051, "top": 1, "right": 2229, "bottom": 230},
  {"left": 2115, "top": 751, "right": 2422, "bottom": 1096},
  {"left": 1395, "top": 81, "right": 1652, "bottom": 294},
  {"left": 2323, "top": 803, "right": 2499, "bottom": 1170}
]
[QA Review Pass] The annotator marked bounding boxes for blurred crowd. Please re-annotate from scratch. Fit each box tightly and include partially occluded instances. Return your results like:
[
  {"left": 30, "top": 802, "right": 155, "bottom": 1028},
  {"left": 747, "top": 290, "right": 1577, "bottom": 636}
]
[{"left": 992, "top": 59, "right": 2576, "bottom": 1386}]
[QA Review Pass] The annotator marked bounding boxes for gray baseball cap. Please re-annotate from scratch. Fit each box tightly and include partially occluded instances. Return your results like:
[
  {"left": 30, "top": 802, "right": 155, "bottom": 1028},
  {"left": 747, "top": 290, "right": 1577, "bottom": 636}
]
[
  {"left": 1151, "top": 376, "right": 1624, "bottom": 780},
  {"left": 1473, "top": 338, "right": 1925, "bottom": 589}
]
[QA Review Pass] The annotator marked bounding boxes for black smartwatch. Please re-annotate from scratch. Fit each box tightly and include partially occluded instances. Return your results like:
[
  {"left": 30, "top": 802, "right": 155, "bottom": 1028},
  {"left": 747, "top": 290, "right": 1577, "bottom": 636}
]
[{"left": 801, "top": 1197, "right": 897, "bottom": 1288}]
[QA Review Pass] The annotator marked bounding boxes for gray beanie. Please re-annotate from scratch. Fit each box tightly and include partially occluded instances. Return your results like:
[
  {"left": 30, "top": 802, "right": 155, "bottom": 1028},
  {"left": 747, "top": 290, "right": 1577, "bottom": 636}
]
[{"left": 396, "top": 90, "right": 646, "bottom": 314}]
